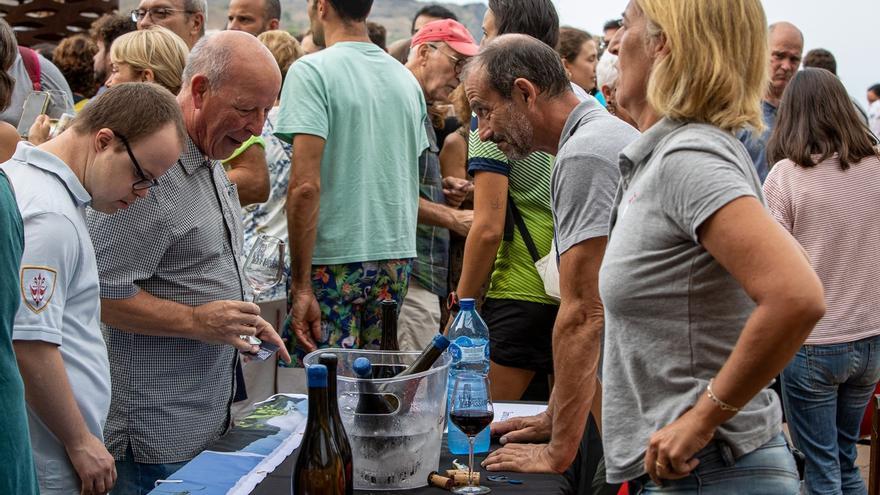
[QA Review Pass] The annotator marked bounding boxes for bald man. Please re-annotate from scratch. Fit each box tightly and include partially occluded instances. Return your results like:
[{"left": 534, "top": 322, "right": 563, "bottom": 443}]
[
  {"left": 87, "top": 31, "right": 286, "bottom": 493},
  {"left": 739, "top": 21, "right": 803, "bottom": 182}
]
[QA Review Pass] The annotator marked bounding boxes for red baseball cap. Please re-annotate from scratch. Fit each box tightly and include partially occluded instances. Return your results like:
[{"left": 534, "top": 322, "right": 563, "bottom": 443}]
[{"left": 411, "top": 19, "right": 479, "bottom": 57}]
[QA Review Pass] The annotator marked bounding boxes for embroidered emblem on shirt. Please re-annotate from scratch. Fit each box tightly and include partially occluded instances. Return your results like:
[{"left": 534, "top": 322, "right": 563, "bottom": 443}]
[{"left": 20, "top": 266, "right": 57, "bottom": 314}]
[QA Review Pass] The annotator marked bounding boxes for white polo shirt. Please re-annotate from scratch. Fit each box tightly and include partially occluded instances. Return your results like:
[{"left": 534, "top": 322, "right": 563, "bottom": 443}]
[{"left": 1, "top": 142, "right": 111, "bottom": 494}]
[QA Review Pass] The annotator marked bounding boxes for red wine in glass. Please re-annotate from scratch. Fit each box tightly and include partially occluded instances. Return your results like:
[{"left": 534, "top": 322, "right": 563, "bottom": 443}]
[{"left": 450, "top": 410, "right": 494, "bottom": 436}]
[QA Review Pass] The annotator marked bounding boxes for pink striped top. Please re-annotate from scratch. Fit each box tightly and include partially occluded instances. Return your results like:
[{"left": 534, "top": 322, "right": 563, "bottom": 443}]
[{"left": 764, "top": 151, "right": 880, "bottom": 345}]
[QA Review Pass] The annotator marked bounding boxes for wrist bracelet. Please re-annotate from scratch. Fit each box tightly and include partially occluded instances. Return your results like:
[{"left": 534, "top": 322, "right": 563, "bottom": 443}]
[{"left": 706, "top": 379, "right": 741, "bottom": 413}]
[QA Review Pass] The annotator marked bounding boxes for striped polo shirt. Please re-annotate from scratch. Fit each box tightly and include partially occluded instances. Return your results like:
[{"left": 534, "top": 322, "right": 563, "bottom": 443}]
[
  {"left": 467, "top": 120, "right": 557, "bottom": 305},
  {"left": 763, "top": 152, "right": 880, "bottom": 345}
]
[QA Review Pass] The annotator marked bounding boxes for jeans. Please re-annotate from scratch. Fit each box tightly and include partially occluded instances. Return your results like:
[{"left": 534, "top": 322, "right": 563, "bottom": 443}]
[
  {"left": 781, "top": 335, "right": 880, "bottom": 495},
  {"left": 111, "top": 446, "right": 186, "bottom": 495},
  {"left": 629, "top": 433, "right": 799, "bottom": 494}
]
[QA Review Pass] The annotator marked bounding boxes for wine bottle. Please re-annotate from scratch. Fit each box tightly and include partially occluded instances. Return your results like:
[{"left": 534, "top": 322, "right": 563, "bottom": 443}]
[
  {"left": 293, "top": 364, "right": 345, "bottom": 495},
  {"left": 318, "top": 353, "right": 353, "bottom": 494},
  {"left": 379, "top": 299, "right": 400, "bottom": 351},
  {"left": 390, "top": 334, "right": 451, "bottom": 414},
  {"left": 395, "top": 334, "right": 450, "bottom": 377},
  {"left": 352, "top": 357, "right": 397, "bottom": 415}
]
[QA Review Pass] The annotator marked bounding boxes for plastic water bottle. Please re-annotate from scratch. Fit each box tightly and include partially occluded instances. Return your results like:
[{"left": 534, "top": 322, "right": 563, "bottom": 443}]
[{"left": 446, "top": 298, "right": 490, "bottom": 454}]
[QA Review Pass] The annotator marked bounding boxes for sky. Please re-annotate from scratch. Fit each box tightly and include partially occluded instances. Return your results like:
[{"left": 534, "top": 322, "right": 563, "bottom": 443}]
[{"left": 442, "top": 0, "right": 879, "bottom": 107}]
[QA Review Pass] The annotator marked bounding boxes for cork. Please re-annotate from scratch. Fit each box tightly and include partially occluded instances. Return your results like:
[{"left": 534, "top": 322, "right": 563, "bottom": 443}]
[{"left": 428, "top": 471, "right": 454, "bottom": 490}]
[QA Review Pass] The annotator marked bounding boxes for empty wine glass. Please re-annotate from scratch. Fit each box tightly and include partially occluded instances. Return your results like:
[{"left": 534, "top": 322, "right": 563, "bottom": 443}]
[
  {"left": 240, "top": 234, "right": 285, "bottom": 345},
  {"left": 449, "top": 373, "right": 494, "bottom": 494}
]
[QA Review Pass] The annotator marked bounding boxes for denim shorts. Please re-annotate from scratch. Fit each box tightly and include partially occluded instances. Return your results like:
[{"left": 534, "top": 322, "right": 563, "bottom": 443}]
[{"left": 629, "top": 433, "right": 799, "bottom": 494}]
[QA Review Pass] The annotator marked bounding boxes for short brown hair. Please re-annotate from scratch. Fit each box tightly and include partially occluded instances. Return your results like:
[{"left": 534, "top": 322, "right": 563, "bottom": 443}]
[
  {"left": 768, "top": 68, "right": 879, "bottom": 170},
  {"left": 90, "top": 13, "right": 137, "bottom": 48},
  {"left": 803, "top": 48, "right": 837, "bottom": 75},
  {"left": 556, "top": 27, "right": 593, "bottom": 64},
  {"left": 367, "top": 21, "right": 387, "bottom": 51},
  {"left": 72, "top": 83, "right": 187, "bottom": 148},
  {"left": 53, "top": 35, "right": 99, "bottom": 98}
]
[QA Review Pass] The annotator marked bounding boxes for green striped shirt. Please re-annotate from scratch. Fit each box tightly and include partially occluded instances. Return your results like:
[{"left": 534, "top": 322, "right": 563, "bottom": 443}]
[{"left": 467, "top": 128, "right": 557, "bottom": 305}]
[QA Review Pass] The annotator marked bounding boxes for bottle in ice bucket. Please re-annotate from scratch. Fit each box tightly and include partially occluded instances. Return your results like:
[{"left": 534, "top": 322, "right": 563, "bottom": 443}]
[
  {"left": 318, "top": 353, "right": 353, "bottom": 494},
  {"left": 395, "top": 334, "right": 450, "bottom": 377},
  {"left": 375, "top": 299, "right": 403, "bottom": 378},
  {"left": 293, "top": 364, "right": 346, "bottom": 495},
  {"left": 352, "top": 357, "right": 397, "bottom": 415},
  {"left": 446, "top": 298, "right": 490, "bottom": 454},
  {"left": 379, "top": 299, "right": 400, "bottom": 351}
]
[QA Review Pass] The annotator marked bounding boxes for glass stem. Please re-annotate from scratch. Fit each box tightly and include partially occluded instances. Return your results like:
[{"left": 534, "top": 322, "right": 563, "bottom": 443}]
[
  {"left": 251, "top": 289, "right": 261, "bottom": 304},
  {"left": 468, "top": 435, "right": 475, "bottom": 487}
]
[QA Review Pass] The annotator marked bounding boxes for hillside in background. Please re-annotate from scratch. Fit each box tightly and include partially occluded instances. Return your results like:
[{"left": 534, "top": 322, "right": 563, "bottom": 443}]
[{"left": 119, "top": 0, "right": 487, "bottom": 43}]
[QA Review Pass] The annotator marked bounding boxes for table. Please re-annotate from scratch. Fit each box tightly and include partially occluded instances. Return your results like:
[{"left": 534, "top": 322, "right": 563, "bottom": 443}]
[{"left": 252, "top": 435, "right": 572, "bottom": 494}]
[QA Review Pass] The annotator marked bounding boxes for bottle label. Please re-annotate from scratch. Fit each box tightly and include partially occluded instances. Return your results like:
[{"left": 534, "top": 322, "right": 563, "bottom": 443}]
[
  {"left": 449, "top": 337, "right": 486, "bottom": 364},
  {"left": 460, "top": 345, "right": 485, "bottom": 363}
]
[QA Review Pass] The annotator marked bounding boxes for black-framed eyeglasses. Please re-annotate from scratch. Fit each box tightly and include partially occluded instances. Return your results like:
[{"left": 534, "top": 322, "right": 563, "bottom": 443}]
[
  {"left": 130, "top": 7, "right": 195, "bottom": 23},
  {"left": 427, "top": 43, "right": 467, "bottom": 76},
  {"left": 114, "top": 132, "right": 158, "bottom": 190}
]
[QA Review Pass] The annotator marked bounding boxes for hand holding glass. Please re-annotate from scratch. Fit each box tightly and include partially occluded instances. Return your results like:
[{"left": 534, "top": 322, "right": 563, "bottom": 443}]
[
  {"left": 449, "top": 373, "right": 494, "bottom": 494},
  {"left": 241, "top": 234, "right": 285, "bottom": 345}
]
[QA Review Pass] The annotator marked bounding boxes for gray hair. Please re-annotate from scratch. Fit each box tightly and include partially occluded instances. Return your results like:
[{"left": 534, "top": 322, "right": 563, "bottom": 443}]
[
  {"left": 185, "top": 0, "right": 208, "bottom": 36},
  {"left": 181, "top": 34, "right": 232, "bottom": 90},
  {"left": 596, "top": 52, "right": 618, "bottom": 90},
  {"left": 467, "top": 34, "right": 569, "bottom": 100}
]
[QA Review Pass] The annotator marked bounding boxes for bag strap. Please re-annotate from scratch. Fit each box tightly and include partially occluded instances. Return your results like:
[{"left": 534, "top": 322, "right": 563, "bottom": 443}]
[
  {"left": 18, "top": 47, "right": 42, "bottom": 92},
  {"left": 505, "top": 194, "right": 542, "bottom": 264}
]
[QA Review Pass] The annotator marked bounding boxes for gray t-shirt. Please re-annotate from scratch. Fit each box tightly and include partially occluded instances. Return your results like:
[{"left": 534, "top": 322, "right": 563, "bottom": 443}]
[
  {"left": 0, "top": 52, "right": 74, "bottom": 126},
  {"left": 552, "top": 99, "right": 638, "bottom": 255},
  {"left": 598, "top": 119, "right": 781, "bottom": 483}
]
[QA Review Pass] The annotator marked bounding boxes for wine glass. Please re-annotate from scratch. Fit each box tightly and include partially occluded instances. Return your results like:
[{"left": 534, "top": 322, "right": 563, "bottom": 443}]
[
  {"left": 240, "top": 234, "right": 285, "bottom": 345},
  {"left": 449, "top": 373, "right": 494, "bottom": 494}
]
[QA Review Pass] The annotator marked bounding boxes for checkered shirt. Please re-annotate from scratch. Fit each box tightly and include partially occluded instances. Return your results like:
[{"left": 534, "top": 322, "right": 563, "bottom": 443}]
[
  {"left": 87, "top": 138, "right": 247, "bottom": 464},
  {"left": 412, "top": 119, "right": 449, "bottom": 297}
]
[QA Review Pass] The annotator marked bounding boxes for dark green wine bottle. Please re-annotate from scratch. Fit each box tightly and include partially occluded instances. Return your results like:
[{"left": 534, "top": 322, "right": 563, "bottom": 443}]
[
  {"left": 318, "top": 353, "right": 353, "bottom": 495},
  {"left": 293, "top": 365, "right": 345, "bottom": 495},
  {"left": 394, "top": 334, "right": 450, "bottom": 377},
  {"left": 379, "top": 299, "right": 400, "bottom": 351},
  {"left": 352, "top": 357, "right": 397, "bottom": 414}
]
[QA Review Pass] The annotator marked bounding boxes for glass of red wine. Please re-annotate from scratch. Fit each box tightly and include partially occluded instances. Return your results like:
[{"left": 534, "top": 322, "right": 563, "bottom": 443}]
[{"left": 449, "top": 372, "right": 494, "bottom": 494}]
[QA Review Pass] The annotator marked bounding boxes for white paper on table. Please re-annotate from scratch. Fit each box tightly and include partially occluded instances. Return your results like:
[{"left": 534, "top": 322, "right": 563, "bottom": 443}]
[
  {"left": 492, "top": 402, "right": 548, "bottom": 423},
  {"left": 444, "top": 402, "right": 548, "bottom": 433}
]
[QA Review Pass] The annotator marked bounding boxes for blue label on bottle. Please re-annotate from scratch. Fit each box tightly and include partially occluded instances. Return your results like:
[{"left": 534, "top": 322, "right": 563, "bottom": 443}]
[{"left": 449, "top": 343, "right": 462, "bottom": 363}]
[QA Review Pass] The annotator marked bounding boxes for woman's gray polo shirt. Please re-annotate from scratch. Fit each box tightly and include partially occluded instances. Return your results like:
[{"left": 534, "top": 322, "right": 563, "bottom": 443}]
[{"left": 598, "top": 119, "right": 781, "bottom": 483}]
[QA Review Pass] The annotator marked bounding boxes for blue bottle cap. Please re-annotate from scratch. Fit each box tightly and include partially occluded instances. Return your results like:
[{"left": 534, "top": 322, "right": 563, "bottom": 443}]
[
  {"left": 432, "top": 334, "right": 450, "bottom": 350},
  {"left": 352, "top": 357, "right": 372, "bottom": 378},
  {"left": 459, "top": 298, "right": 476, "bottom": 310},
  {"left": 307, "top": 364, "right": 328, "bottom": 388}
]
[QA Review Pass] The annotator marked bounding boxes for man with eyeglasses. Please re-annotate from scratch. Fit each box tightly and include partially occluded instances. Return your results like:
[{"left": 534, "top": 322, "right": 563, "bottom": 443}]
[
  {"left": 132, "top": 0, "right": 207, "bottom": 48},
  {"left": 87, "top": 32, "right": 287, "bottom": 494},
  {"left": 396, "top": 19, "right": 477, "bottom": 350},
  {"left": 1, "top": 83, "right": 186, "bottom": 495}
]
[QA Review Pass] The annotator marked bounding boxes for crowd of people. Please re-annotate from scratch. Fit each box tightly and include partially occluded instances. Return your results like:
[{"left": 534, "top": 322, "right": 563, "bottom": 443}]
[{"left": 1, "top": 0, "right": 879, "bottom": 494}]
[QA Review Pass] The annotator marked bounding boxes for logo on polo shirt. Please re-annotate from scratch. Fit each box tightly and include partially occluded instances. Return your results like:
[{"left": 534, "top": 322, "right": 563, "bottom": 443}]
[{"left": 20, "top": 266, "right": 57, "bottom": 314}]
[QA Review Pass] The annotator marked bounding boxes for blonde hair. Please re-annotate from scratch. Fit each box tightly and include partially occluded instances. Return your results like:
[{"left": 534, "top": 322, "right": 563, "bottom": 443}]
[
  {"left": 637, "top": 0, "right": 768, "bottom": 132},
  {"left": 110, "top": 26, "right": 189, "bottom": 95},
  {"left": 257, "top": 30, "right": 304, "bottom": 82}
]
